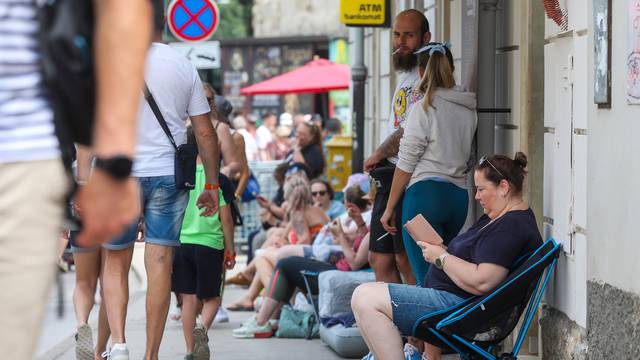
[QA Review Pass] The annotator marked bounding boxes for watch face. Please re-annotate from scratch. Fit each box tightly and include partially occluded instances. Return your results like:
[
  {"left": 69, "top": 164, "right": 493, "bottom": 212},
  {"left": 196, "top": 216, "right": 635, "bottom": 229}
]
[
  {"left": 96, "top": 156, "right": 132, "bottom": 179},
  {"left": 435, "top": 258, "right": 443, "bottom": 269},
  {"left": 111, "top": 157, "right": 132, "bottom": 177}
]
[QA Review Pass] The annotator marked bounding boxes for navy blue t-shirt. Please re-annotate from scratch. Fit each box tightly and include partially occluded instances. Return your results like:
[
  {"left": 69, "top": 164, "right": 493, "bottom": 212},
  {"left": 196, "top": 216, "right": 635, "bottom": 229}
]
[{"left": 423, "top": 208, "right": 543, "bottom": 298}]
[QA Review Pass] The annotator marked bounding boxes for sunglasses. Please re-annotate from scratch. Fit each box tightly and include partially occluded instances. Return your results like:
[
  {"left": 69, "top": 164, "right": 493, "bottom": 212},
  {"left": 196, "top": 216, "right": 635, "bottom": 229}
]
[
  {"left": 479, "top": 155, "right": 505, "bottom": 179},
  {"left": 311, "top": 190, "right": 327, "bottom": 197}
]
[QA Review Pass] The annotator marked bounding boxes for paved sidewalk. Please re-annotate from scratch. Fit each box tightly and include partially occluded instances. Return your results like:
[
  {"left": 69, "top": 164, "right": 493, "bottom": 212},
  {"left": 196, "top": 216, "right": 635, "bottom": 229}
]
[{"left": 38, "top": 245, "right": 347, "bottom": 360}]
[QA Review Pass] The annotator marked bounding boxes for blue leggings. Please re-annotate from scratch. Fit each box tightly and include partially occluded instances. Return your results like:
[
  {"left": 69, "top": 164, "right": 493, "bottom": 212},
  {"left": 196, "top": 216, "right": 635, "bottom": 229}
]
[{"left": 401, "top": 179, "right": 469, "bottom": 284}]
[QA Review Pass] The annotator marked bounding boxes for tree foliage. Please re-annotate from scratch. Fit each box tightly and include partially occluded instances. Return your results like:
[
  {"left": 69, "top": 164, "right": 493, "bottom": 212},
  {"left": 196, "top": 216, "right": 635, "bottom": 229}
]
[{"left": 212, "top": 0, "right": 253, "bottom": 39}]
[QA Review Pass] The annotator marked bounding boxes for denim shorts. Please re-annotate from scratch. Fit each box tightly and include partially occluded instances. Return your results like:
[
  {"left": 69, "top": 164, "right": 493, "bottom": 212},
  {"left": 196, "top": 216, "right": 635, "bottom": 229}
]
[
  {"left": 69, "top": 230, "right": 99, "bottom": 253},
  {"left": 388, "top": 283, "right": 466, "bottom": 337},
  {"left": 105, "top": 175, "right": 189, "bottom": 250}
]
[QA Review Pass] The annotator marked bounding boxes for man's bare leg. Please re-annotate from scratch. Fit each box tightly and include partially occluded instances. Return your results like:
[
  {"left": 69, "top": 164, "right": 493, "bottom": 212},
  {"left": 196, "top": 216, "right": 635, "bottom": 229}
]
[
  {"left": 102, "top": 246, "right": 134, "bottom": 345},
  {"left": 144, "top": 244, "right": 174, "bottom": 360},
  {"left": 395, "top": 250, "right": 416, "bottom": 285},
  {"left": 369, "top": 252, "right": 402, "bottom": 284},
  {"left": 73, "top": 251, "right": 101, "bottom": 326}
]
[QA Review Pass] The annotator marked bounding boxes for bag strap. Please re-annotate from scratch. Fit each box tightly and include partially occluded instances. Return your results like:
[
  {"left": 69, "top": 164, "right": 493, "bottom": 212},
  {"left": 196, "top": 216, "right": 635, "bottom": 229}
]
[{"left": 143, "top": 81, "right": 177, "bottom": 150}]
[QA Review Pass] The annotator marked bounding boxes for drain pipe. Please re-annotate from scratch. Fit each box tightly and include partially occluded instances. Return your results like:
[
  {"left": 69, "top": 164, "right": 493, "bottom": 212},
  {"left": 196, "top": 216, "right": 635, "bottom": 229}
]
[
  {"left": 477, "top": 0, "right": 499, "bottom": 158},
  {"left": 351, "top": 27, "right": 367, "bottom": 173}
]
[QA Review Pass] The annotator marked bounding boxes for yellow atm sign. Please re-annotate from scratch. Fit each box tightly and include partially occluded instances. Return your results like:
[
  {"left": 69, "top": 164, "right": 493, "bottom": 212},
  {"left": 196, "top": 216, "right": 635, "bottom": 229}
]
[{"left": 340, "top": 0, "right": 390, "bottom": 27}]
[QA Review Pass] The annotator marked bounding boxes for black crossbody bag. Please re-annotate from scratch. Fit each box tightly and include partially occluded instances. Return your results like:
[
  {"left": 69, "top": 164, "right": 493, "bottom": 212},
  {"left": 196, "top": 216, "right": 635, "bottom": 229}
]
[{"left": 143, "top": 83, "right": 198, "bottom": 190}]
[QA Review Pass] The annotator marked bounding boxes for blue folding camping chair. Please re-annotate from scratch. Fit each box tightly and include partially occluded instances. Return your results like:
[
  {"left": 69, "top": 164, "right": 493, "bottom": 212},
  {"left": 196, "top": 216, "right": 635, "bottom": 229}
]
[{"left": 413, "top": 238, "right": 562, "bottom": 360}]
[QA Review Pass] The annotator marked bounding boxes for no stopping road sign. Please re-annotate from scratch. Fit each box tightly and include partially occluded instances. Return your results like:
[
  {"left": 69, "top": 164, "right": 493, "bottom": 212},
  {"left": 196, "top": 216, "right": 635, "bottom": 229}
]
[{"left": 168, "top": 0, "right": 220, "bottom": 42}]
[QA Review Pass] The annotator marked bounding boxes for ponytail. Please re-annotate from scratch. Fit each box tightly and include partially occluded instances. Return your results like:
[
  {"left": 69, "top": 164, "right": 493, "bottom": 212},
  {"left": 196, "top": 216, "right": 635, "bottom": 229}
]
[{"left": 416, "top": 43, "right": 455, "bottom": 110}]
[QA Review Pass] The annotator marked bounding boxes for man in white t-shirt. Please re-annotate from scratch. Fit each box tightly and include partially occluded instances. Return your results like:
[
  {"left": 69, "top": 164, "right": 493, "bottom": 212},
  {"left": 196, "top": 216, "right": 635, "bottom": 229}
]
[
  {"left": 364, "top": 10, "right": 431, "bottom": 287},
  {"left": 99, "top": 8, "right": 221, "bottom": 359},
  {"left": 256, "top": 112, "right": 277, "bottom": 160}
]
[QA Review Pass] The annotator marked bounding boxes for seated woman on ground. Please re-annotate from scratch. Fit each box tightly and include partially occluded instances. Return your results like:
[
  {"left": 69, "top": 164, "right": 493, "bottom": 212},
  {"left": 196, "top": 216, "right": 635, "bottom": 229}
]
[
  {"left": 351, "top": 152, "right": 543, "bottom": 360},
  {"left": 231, "top": 183, "right": 372, "bottom": 338},
  {"left": 311, "top": 179, "right": 345, "bottom": 220},
  {"left": 274, "top": 181, "right": 371, "bottom": 264},
  {"left": 226, "top": 173, "right": 329, "bottom": 311}
]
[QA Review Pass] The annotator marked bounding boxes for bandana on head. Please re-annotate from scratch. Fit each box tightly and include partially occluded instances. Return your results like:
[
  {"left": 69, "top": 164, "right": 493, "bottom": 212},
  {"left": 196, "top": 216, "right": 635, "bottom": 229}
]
[{"left": 414, "top": 42, "right": 451, "bottom": 56}]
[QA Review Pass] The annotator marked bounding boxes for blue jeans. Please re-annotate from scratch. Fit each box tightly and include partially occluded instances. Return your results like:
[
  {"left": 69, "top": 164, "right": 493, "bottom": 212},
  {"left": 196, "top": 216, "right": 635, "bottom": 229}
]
[
  {"left": 402, "top": 179, "right": 468, "bottom": 284},
  {"left": 105, "top": 176, "right": 189, "bottom": 250},
  {"left": 388, "top": 283, "right": 465, "bottom": 336}
]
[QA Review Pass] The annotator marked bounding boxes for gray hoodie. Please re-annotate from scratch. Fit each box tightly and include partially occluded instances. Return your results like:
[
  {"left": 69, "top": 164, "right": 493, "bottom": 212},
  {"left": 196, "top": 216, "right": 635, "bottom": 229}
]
[{"left": 397, "top": 86, "right": 477, "bottom": 189}]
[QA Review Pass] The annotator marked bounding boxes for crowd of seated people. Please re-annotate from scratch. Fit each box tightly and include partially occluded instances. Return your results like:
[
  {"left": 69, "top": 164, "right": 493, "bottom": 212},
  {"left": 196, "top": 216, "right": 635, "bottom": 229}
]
[{"left": 217, "top": 43, "right": 544, "bottom": 360}]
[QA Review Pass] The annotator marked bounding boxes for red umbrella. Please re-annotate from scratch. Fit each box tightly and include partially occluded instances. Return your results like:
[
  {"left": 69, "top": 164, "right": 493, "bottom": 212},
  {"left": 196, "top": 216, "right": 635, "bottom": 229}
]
[{"left": 240, "top": 58, "right": 350, "bottom": 95}]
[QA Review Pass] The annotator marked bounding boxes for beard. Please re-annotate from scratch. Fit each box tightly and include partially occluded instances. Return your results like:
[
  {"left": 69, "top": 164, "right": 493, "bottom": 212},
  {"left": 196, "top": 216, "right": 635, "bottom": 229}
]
[{"left": 392, "top": 51, "right": 418, "bottom": 72}]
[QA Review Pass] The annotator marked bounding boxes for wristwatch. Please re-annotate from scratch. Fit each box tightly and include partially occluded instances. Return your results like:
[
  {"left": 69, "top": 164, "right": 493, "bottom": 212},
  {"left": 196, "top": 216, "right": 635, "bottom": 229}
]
[
  {"left": 434, "top": 251, "right": 451, "bottom": 270},
  {"left": 94, "top": 155, "right": 133, "bottom": 180}
]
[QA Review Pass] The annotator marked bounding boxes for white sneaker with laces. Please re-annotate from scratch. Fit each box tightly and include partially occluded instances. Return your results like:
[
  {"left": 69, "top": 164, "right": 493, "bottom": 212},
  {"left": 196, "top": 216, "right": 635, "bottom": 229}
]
[
  {"left": 232, "top": 316, "right": 273, "bottom": 338},
  {"left": 106, "top": 343, "right": 129, "bottom": 360},
  {"left": 213, "top": 307, "right": 229, "bottom": 324}
]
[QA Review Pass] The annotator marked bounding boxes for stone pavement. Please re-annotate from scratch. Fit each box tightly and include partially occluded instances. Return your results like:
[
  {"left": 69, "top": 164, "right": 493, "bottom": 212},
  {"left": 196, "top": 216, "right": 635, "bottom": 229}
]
[{"left": 37, "top": 244, "right": 347, "bottom": 360}]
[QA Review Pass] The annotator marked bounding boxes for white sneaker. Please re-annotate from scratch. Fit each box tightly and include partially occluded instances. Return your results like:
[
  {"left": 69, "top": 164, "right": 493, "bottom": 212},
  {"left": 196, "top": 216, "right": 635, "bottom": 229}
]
[
  {"left": 75, "top": 324, "right": 94, "bottom": 360},
  {"left": 169, "top": 305, "right": 182, "bottom": 321},
  {"left": 213, "top": 307, "right": 229, "bottom": 324},
  {"left": 106, "top": 343, "right": 129, "bottom": 360},
  {"left": 232, "top": 316, "right": 273, "bottom": 338}
]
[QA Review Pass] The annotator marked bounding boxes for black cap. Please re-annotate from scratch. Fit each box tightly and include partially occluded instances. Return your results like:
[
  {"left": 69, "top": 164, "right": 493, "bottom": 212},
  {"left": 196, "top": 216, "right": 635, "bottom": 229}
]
[{"left": 214, "top": 95, "right": 233, "bottom": 123}]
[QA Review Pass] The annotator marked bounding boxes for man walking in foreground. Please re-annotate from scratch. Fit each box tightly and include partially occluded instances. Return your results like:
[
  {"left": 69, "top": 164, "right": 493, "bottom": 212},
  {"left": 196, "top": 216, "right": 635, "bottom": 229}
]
[
  {"left": 98, "top": 3, "right": 221, "bottom": 359},
  {"left": 0, "top": 0, "right": 152, "bottom": 359}
]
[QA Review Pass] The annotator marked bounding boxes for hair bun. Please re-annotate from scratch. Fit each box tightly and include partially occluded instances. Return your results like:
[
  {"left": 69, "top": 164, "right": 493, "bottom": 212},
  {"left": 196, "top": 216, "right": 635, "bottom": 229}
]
[{"left": 513, "top": 152, "right": 528, "bottom": 169}]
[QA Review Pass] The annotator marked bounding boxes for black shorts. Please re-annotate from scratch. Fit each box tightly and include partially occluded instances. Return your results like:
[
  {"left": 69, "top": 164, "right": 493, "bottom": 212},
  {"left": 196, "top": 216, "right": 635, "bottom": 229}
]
[
  {"left": 369, "top": 162, "right": 405, "bottom": 254},
  {"left": 172, "top": 244, "right": 224, "bottom": 300}
]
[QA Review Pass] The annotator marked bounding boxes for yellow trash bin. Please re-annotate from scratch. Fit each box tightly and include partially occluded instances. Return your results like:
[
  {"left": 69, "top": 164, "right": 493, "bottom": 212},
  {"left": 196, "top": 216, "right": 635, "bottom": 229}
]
[{"left": 325, "top": 136, "right": 352, "bottom": 192}]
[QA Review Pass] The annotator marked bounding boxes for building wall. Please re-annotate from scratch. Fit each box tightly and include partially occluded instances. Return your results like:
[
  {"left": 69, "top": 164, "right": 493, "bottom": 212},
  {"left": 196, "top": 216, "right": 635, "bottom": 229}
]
[
  {"left": 585, "top": 0, "right": 640, "bottom": 357},
  {"left": 252, "top": 0, "right": 348, "bottom": 38}
]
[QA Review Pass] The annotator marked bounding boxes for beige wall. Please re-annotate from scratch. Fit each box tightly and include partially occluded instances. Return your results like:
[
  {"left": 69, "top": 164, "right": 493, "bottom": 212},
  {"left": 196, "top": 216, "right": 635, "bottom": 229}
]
[{"left": 252, "top": 0, "right": 348, "bottom": 38}]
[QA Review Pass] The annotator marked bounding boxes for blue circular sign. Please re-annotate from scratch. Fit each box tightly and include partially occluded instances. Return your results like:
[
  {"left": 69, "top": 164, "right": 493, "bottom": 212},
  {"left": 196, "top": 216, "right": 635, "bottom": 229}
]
[{"left": 168, "top": 0, "right": 219, "bottom": 42}]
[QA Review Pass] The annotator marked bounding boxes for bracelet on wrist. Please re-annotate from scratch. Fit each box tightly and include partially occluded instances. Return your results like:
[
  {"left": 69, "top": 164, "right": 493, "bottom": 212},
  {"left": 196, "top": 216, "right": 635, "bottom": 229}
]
[
  {"left": 224, "top": 250, "right": 236, "bottom": 261},
  {"left": 204, "top": 183, "right": 219, "bottom": 191}
]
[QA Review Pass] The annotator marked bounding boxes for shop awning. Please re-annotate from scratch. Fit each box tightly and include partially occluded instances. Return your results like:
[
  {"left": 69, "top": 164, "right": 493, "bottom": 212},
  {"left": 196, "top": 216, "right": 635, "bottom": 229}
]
[{"left": 240, "top": 58, "right": 350, "bottom": 95}]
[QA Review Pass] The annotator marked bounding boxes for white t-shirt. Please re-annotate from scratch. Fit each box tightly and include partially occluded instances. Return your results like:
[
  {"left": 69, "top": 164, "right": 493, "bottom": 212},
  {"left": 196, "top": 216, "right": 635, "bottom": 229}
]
[
  {"left": 133, "top": 43, "right": 210, "bottom": 177},
  {"left": 382, "top": 67, "right": 424, "bottom": 164},
  {"left": 256, "top": 125, "right": 273, "bottom": 150},
  {"left": 237, "top": 128, "right": 259, "bottom": 162}
]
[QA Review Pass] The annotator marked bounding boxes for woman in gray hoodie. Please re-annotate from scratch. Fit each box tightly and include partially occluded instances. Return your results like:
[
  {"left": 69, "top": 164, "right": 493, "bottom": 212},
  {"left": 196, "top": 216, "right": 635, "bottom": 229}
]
[{"left": 380, "top": 43, "right": 477, "bottom": 284}]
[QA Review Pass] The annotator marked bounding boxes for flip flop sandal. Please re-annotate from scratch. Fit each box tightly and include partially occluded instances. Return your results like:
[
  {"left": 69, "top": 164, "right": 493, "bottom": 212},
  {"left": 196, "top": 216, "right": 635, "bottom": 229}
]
[{"left": 226, "top": 303, "right": 255, "bottom": 312}]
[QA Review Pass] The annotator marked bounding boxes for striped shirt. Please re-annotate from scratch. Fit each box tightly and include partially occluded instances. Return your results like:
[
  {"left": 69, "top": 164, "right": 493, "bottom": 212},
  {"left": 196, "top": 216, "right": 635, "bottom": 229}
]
[{"left": 0, "top": 0, "right": 59, "bottom": 163}]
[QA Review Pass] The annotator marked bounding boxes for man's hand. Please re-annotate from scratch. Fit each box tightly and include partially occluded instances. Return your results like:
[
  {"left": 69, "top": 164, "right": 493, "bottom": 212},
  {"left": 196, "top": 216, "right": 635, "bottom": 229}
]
[
  {"left": 196, "top": 189, "right": 219, "bottom": 217},
  {"left": 364, "top": 151, "right": 382, "bottom": 172},
  {"left": 76, "top": 170, "right": 140, "bottom": 247},
  {"left": 380, "top": 207, "right": 397, "bottom": 234}
]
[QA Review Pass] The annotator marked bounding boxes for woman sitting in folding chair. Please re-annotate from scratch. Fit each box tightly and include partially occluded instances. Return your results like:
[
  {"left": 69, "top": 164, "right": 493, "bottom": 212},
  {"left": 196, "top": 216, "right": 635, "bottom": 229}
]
[{"left": 351, "top": 152, "right": 543, "bottom": 360}]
